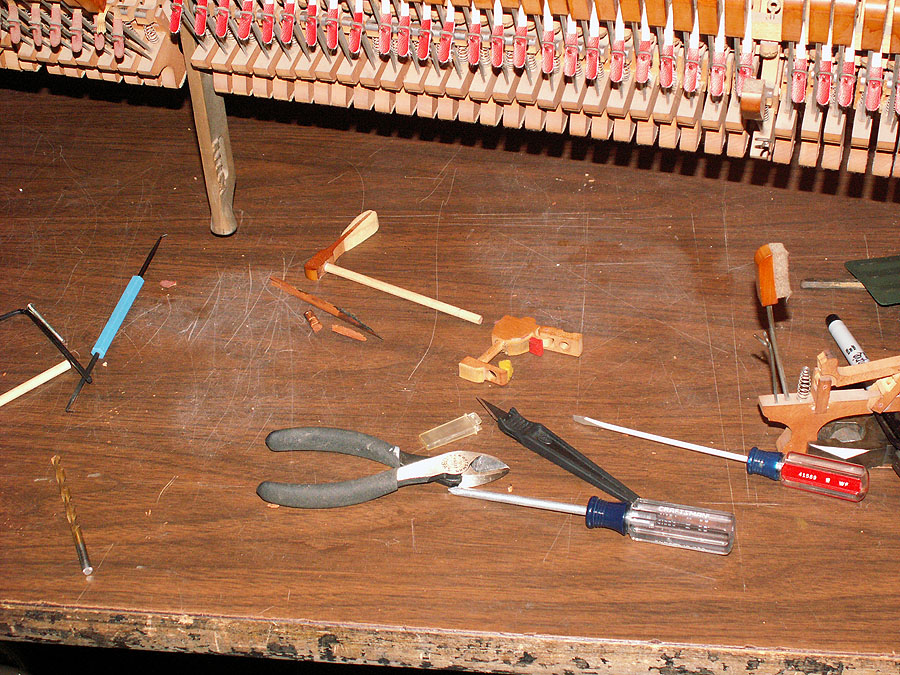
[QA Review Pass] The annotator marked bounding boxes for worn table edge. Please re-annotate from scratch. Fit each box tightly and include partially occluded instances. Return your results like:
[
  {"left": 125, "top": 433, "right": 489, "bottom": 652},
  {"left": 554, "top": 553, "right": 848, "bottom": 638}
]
[{"left": 2, "top": 601, "right": 897, "bottom": 674}]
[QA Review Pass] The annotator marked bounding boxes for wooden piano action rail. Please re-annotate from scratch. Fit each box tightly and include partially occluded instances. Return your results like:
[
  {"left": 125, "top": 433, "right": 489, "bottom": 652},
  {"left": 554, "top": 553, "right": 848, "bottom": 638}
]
[{"left": 3, "top": 0, "right": 900, "bottom": 234}]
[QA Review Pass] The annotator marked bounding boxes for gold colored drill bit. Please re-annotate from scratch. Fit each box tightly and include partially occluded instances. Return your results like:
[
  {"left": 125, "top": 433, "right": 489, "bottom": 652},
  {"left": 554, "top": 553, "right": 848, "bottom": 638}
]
[{"left": 51, "top": 455, "right": 93, "bottom": 576}]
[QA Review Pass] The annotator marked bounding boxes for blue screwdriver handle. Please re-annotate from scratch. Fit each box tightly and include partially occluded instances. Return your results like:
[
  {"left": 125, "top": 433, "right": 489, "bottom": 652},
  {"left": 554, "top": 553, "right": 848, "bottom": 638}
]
[{"left": 91, "top": 275, "right": 144, "bottom": 358}]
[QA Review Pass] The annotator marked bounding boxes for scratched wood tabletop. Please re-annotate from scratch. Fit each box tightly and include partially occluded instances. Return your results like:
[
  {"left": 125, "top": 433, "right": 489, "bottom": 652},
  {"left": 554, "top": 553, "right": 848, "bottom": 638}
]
[{"left": 1, "top": 71, "right": 899, "bottom": 675}]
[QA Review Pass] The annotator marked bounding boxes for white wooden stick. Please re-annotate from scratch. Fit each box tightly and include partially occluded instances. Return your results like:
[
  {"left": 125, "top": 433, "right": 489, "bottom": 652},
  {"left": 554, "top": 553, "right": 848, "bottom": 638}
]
[
  {"left": 323, "top": 262, "right": 483, "bottom": 325},
  {"left": 0, "top": 359, "right": 71, "bottom": 408}
]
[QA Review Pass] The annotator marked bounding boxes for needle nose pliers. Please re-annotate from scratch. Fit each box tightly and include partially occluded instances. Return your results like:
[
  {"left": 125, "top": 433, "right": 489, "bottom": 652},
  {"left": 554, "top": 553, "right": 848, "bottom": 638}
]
[{"left": 257, "top": 427, "right": 509, "bottom": 509}]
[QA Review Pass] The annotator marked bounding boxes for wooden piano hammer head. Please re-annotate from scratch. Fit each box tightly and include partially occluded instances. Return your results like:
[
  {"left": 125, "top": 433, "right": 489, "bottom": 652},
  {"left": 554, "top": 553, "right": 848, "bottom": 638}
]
[
  {"left": 755, "top": 243, "right": 792, "bottom": 307},
  {"left": 304, "top": 210, "right": 380, "bottom": 281}
]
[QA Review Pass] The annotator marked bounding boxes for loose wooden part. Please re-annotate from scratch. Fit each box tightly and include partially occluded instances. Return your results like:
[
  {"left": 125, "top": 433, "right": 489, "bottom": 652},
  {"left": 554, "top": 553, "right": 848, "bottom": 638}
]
[
  {"left": 0, "top": 360, "right": 71, "bottom": 408},
  {"left": 331, "top": 324, "right": 367, "bottom": 341},
  {"left": 759, "top": 351, "right": 900, "bottom": 452},
  {"left": 459, "top": 356, "right": 511, "bottom": 385},
  {"left": 269, "top": 276, "right": 359, "bottom": 329},
  {"left": 490, "top": 316, "right": 584, "bottom": 357},
  {"left": 304, "top": 310, "right": 323, "bottom": 333},
  {"left": 759, "top": 388, "right": 900, "bottom": 453},
  {"left": 322, "top": 263, "right": 484, "bottom": 325},
  {"left": 304, "top": 210, "right": 380, "bottom": 281},
  {"left": 754, "top": 243, "right": 791, "bottom": 307},
  {"left": 458, "top": 316, "right": 583, "bottom": 386},
  {"left": 831, "top": 0, "right": 857, "bottom": 46}
]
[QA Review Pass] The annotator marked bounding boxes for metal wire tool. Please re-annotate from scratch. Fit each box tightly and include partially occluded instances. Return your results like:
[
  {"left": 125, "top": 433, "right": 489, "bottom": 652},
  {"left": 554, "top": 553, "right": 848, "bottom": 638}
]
[
  {"left": 0, "top": 303, "right": 91, "bottom": 382},
  {"left": 66, "top": 235, "right": 165, "bottom": 412}
]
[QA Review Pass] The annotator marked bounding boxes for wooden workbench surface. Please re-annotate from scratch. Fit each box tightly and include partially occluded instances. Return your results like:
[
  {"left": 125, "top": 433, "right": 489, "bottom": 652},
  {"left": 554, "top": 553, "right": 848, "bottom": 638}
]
[{"left": 1, "top": 72, "right": 899, "bottom": 675}]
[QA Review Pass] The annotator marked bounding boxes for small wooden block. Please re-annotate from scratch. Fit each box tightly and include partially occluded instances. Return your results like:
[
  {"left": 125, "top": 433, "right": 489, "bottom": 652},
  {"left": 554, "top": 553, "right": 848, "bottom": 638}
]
[
  {"left": 459, "top": 356, "right": 510, "bottom": 385},
  {"left": 869, "top": 375, "right": 900, "bottom": 413}
]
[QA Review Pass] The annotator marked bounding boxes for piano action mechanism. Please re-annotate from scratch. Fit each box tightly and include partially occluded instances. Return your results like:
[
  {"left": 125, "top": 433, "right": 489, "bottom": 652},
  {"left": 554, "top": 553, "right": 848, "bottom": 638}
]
[{"left": 3, "top": 0, "right": 900, "bottom": 233}]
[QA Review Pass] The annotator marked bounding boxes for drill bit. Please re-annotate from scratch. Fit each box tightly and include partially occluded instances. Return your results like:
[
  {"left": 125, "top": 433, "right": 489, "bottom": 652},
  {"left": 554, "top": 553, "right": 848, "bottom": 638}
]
[{"left": 51, "top": 455, "right": 93, "bottom": 576}]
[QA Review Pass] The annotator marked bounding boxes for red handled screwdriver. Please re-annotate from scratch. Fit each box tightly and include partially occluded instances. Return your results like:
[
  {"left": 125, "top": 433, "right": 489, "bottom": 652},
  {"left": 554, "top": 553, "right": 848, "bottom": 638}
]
[{"left": 574, "top": 415, "right": 869, "bottom": 502}]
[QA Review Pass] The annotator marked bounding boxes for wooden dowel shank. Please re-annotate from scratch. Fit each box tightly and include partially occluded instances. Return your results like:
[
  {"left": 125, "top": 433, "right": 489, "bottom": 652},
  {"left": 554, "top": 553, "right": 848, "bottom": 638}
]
[
  {"left": 323, "top": 262, "right": 483, "bottom": 325},
  {"left": 0, "top": 360, "right": 71, "bottom": 408}
]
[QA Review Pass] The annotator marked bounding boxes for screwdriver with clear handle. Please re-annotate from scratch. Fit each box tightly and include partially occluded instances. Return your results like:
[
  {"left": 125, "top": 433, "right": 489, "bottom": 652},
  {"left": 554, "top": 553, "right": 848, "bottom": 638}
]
[
  {"left": 573, "top": 415, "right": 869, "bottom": 502},
  {"left": 450, "top": 487, "right": 735, "bottom": 555}
]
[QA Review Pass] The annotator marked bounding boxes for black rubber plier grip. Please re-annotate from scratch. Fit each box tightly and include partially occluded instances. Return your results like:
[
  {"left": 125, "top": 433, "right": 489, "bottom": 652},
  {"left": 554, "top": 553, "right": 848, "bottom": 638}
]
[{"left": 257, "top": 427, "right": 462, "bottom": 509}]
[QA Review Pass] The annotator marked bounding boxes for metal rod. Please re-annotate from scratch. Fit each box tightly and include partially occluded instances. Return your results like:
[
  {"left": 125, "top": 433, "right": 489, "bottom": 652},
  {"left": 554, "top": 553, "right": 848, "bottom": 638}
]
[
  {"left": 450, "top": 486, "right": 587, "bottom": 516},
  {"left": 754, "top": 332, "right": 779, "bottom": 401},
  {"left": 766, "top": 305, "right": 789, "bottom": 398}
]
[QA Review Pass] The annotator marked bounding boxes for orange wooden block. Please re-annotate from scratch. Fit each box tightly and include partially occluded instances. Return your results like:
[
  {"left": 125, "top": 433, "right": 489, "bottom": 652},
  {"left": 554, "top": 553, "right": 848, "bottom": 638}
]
[
  {"left": 724, "top": 0, "right": 745, "bottom": 38},
  {"left": 861, "top": 0, "right": 887, "bottom": 51},
  {"left": 593, "top": 0, "right": 616, "bottom": 21},
  {"left": 780, "top": 0, "right": 804, "bottom": 41},
  {"left": 645, "top": 0, "right": 667, "bottom": 26},
  {"left": 831, "top": 0, "right": 857, "bottom": 46}
]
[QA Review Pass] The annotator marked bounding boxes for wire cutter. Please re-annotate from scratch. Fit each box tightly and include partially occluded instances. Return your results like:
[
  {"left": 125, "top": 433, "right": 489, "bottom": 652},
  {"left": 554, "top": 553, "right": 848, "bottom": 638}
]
[{"left": 257, "top": 427, "right": 509, "bottom": 509}]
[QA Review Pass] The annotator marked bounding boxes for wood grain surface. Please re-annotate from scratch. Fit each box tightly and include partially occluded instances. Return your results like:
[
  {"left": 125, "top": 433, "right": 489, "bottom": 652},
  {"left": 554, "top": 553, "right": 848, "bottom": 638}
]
[{"left": 1, "top": 71, "right": 899, "bottom": 675}]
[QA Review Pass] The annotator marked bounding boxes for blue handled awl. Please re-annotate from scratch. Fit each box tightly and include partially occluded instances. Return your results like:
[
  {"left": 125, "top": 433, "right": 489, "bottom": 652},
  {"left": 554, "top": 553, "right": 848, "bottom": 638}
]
[{"left": 65, "top": 235, "right": 166, "bottom": 412}]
